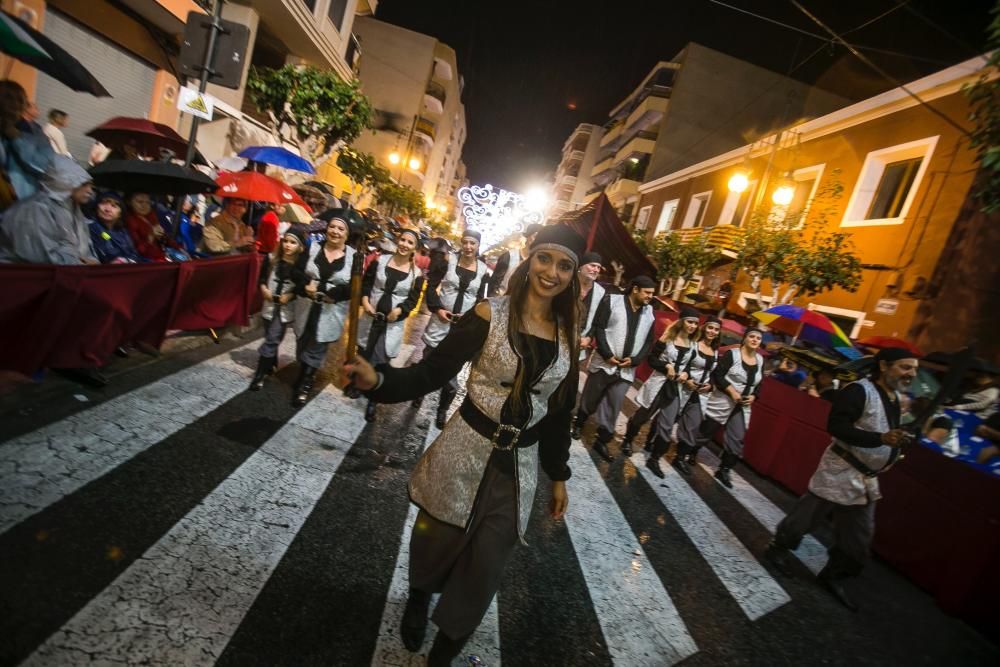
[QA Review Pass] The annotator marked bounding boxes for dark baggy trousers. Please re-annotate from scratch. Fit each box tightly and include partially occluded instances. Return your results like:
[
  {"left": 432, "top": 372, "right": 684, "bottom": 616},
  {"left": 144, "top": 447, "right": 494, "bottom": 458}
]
[
  {"left": 409, "top": 459, "right": 519, "bottom": 640},
  {"left": 258, "top": 315, "right": 288, "bottom": 358},
  {"left": 576, "top": 370, "right": 630, "bottom": 443},
  {"left": 675, "top": 397, "right": 711, "bottom": 454},
  {"left": 774, "top": 491, "right": 876, "bottom": 579}
]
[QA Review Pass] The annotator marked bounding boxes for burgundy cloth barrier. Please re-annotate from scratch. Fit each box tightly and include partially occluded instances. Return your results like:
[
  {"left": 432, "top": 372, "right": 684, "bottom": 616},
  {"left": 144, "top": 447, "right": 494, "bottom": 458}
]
[{"left": 0, "top": 254, "right": 260, "bottom": 374}]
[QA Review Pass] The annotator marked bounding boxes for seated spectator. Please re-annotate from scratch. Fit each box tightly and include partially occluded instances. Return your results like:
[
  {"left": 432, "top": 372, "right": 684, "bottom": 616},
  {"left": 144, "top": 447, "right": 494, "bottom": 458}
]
[
  {"left": 806, "top": 368, "right": 838, "bottom": 402},
  {"left": 772, "top": 355, "right": 808, "bottom": 388},
  {"left": 0, "top": 81, "right": 53, "bottom": 203},
  {"left": 124, "top": 191, "right": 186, "bottom": 262},
  {"left": 88, "top": 191, "right": 143, "bottom": 264},
  {"left": 199, "top": 198, "right": 256, "bottom": 256},
  {"left": 949, "top": 372, "right": 999, "bottom": 419},
  {"left": 255, "top": 202, "right": 280, "bottom": 255},
  {"left": 0, "top": 155, "right": 97, "bottom": 264},
  {"left": 176, "top": 196, "right": 205, "bottom": 256}
]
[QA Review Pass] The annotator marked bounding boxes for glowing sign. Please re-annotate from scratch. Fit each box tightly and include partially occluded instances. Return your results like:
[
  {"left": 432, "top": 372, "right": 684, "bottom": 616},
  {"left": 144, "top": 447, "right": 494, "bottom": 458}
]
[{"left": 457, "top": 184, "right": 544, "bottom": 249}]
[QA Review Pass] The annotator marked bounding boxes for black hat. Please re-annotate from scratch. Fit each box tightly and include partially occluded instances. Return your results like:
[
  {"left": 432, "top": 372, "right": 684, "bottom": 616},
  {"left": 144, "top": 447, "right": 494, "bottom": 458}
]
[
  {"left": 524, "top": 223, "right": 544, "bottom": 238},
  {"left": 528, "top": 224, "right": 585, "bottom": 265},
  {"left": 743, "top": 326, "right": 764, "bottom": 339},
  {"left": 629, "top": 275, "right": 657, "bottom": 290},
  {"left": 462, "top": 228, "right": 482, "bottom": 242},
  {"left": 679, "top": 305, "right": 701, "bottom": 321},
  {"left": 703, "top": 315, "right": 722, "bottom": 326},
  {"left": 875, "top": 347, "right": 918, "bottom": 364},
  {"left": 580, "top": 251, "right": 603, "bottom": 266},
  {"left": 282, "top": 226, "right": 307, "bottom": 248}
]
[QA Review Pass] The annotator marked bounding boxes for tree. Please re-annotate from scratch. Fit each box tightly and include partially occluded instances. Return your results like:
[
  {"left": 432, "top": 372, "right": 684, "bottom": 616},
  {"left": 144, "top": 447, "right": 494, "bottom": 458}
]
[
  {"left": 648, "top": 231, "right": 721, "bottom": 299},
  {"left": 247, "top": 64, "right": 374, "bottom": 164},
  {"left": 963, "top": 0, "right": 1000, "bottom": 213},
  {"left": 374, "top": 181, "right": 426, "bottom": 219},
  {"left": 336, "top": 148, "right": 389, "bottom": 205}
]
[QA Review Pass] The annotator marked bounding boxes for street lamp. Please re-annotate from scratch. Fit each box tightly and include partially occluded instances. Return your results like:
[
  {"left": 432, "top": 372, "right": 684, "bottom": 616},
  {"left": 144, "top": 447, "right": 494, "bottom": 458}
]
[
  {"left": 524, "top": 185, "right": 548, "bottom": 212},
  {"left": 728, "top": 171, "right": 749, "bottom": 193},
  {"left": 408, "top": 157, "right": 421, "bottom": 170},
  {"left": 388, "top": 152, "right": 401, "bottom": 165},
  {"left": 772, "top": 184, "right": 795, "bottom": 206}
]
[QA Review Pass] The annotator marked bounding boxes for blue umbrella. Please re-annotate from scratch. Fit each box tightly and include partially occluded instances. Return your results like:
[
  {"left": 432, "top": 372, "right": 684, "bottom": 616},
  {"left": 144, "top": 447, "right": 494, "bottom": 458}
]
[{"left": 237, "top": 145, "right": 315, "bottom": 174}]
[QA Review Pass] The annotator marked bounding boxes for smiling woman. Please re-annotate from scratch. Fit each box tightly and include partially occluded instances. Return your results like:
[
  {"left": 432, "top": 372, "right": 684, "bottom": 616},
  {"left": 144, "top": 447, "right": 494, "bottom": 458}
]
[{"left": 343, "top": 225, "right": 585, "bottom": 665}]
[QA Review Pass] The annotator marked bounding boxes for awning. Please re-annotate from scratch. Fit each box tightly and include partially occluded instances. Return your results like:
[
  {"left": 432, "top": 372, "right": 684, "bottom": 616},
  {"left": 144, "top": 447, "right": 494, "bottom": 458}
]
[{"left": 553, "top": 194, "right": 657, "bottom": 281}]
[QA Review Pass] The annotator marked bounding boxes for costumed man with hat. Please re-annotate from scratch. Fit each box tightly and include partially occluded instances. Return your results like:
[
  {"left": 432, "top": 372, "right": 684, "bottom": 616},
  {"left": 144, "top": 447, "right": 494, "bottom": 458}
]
[
  {"left": 571, "top": 275, "right": 657, "bottom": 461},
  {"left": 344, "top": 224, "right": 585, "bottom": 665},
  {"left": 420, "top": 228, "right": 490, "bottom": 428},
  {"left": 765, "top": 347, "right": 918, "bottom": 611},
  {"left": 488, "top": 222, "right": 542, "bottom": 297},
  {"left": 703, "top": 326, "right": 766, "bottom": 487},
  {"left": 577, "top": 251, "right": 605, "bottom": 361}
]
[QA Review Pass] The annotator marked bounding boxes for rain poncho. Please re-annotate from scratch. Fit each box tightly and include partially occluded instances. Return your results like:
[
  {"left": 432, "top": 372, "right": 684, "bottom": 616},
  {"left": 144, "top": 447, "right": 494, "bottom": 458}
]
[{"left": 0, "top": 155, "right": 97, "bottom": 264}]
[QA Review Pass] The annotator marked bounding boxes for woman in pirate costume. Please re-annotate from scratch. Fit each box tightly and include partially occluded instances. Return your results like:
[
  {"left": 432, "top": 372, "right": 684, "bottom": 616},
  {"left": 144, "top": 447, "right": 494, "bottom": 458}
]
[
  {"left": 248, "top": 227, "right": 308, "bottom": 391},
  {"left": 703, "top": 326, "right": 765, "bottom": 488},
  {"left": 419, "top": 228, "right": 490, "bottom": 428},
  {"left": 653, "top": 316, "right": 721, "bottom": 477},
  {"left": 356, "top": 225, "right": 425, "bottom": 422},
  {"left": 291, "top": 214, "right": 359, "bottom": 407},
  {"left": 345, "top": 225, "right": 583, "bottom": 665},
  {"left": 622, "top": 307, "right": 701, "bottom": 456}
]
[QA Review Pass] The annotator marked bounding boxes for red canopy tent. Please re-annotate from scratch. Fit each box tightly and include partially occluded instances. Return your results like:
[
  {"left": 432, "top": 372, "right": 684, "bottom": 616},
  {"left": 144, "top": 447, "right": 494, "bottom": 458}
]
[{"left": 553, "top": 194, "right": 657, "bottom": 281}]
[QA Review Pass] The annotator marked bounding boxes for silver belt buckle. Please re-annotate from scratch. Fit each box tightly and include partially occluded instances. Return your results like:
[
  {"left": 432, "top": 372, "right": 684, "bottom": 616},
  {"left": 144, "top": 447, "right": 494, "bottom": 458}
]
[{"left": 491, "top": 424, "right": 520, "bottom": 451}]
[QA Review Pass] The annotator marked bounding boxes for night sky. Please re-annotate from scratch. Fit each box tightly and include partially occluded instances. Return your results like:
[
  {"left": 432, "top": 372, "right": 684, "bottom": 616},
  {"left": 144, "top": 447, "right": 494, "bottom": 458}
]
[{"left": 375, "top": 0, "right": 995, "bottom": 191}]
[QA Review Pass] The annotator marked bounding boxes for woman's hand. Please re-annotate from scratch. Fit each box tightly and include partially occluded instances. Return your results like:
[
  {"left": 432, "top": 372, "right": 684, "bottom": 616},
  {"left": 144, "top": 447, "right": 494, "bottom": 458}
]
[
  {"left": 740, "top": 395, "right": 756, "bottom": 406},
  {"left": 279, "top": 292, "right": 294, "bottom": 305},
  {"left": 387, "top": 307, "right": 402, "bottom": 323},
  {"left": 698, "top": 383, "right": 712, "bottom": 394},
  {"left": 343, "top": 355, "right": 378, "bottom": 391},
  {"left": 152, "top": 225, "right": 164, "bottom": 239},
  {"left": 550, "top": 481, "right": 568, "bottom": 520},
  {"left": 436, "top": 308, "right": 453, "bottom": 323},
  {"left": 305, "top": 281, "right": 318, "bottom": 297},
  {"left": 666, "top": 364, "right": 676, "bottom": 380},
  {"left": 677, "top": 371, "right": 689, "bottom": 384},
  {"left": 261, "top": 286, "right": 273, "bottom": 301},
  {"left": 684, "top": 379, "right": 698, "bottom": 391}
]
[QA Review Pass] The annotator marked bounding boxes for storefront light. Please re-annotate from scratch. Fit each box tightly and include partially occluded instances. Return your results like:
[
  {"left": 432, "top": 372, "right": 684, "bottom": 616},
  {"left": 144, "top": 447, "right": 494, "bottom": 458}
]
[
  {"left": 772, "top": 184, "right": 795, "bottom": 206},
  {"left": 388, "top": 152, "right": 401, "bottom": 165},
  {"left": 728, "top": 172, "right": 749, "bottom": 193}
]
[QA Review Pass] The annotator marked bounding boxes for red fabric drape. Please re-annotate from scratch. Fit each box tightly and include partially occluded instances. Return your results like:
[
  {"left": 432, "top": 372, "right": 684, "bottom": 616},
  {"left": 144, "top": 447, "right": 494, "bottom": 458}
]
[
  {"left": 0, "top": 254, "right": 260, "bottom": 373},
  {"left": 554, "top": 194, "right": 657, "bottom": 282}
]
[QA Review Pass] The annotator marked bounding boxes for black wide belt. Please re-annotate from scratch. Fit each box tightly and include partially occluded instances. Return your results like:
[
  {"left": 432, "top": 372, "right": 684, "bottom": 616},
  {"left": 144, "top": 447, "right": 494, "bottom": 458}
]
[
  {"left": 831, "top": 442, "right": 895, "bottom": 478},
  {"left": 459, "top": 399, "right": 541, "bottom": 451}
]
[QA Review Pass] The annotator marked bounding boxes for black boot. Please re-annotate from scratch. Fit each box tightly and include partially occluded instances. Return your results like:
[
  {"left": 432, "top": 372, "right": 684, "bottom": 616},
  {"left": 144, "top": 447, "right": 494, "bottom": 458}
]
[
  {"left": 400, "top": 588, "right": 431, "bottom": 651},
  {"left": 763, "top": 541, "right": 797, "bottom": 577},
  {"left": 427, "top": 629, "right": 472, "bottom": 666},
  {"left": 593, "top": 437, "right": 614, "bottom": 463},
  {"left": 291, "top": 365, "right": 317, "bottom": 407},
  {"left": 646, "top": 437, "right": 669, "bottom": 478},
  {"left": 686, "top": 444, "right": 702, "bottom": 466},
  {"left": 672, "top": 441, "right": 692, "bottom": 475},
  {"left": 365, "top": 399, "right": 377, "bottom": 422},
  {"left": 621, "top": 417, "right": 642, "bottom": 456},
  {"left": 570, "top": 414, "right": 585, "bottom": 440},
  {"left": 436, "top": 385, "right": 457, "bottom": 429},
  {"left": 817, "top": 567, "right": 859, "bottom": 612},
  {"left": 410, "top": 395, "right": 424, "bottom": 409},
  {"left": 714, "top": 450, "right": 738, "bottom": 489},
  {"left": 248, "top": 355, "right": 276, "bottom": 392},
  {"left": 621, "top": 438, "right": 633, "bottom": 457}
]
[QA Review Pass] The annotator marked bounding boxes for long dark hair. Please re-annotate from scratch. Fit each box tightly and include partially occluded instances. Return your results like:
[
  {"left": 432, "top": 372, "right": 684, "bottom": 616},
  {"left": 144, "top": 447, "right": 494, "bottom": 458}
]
[
  {"left": 504, "top": 255, "right": 580, "bottom": 416},
  {"left": 694, "top": 322, "right": 721, "bottom": 350}
]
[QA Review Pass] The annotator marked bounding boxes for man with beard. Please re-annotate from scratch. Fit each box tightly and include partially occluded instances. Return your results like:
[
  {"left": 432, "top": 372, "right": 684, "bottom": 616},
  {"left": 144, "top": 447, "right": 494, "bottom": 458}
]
[
  {"left": 571, "top": 275, "right": 656, "bottom": 461},
  {"left": 577, "top": 252, "right": 605, "bottom": 361},
  {"left": 765, "top": 347, "right": 918, "bottom": 611}
]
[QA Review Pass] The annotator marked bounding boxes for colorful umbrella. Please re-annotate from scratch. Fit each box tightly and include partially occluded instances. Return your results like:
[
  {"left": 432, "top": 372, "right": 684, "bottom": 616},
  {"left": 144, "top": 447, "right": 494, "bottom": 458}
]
[
  {"left": 0, "top": 11, "right": 110, "bottom": 96},
  {"left": 215, "top": 171, "right": 312, "bottom": 211},
  {"left": 753, "top": 304, "right": 860, "bottom": 359},
  {"left": 855, "top": 336, "right": 922, "bottom": 357},
  {"left": 238, "top": 145, "right": 315, "bottom": 174}
]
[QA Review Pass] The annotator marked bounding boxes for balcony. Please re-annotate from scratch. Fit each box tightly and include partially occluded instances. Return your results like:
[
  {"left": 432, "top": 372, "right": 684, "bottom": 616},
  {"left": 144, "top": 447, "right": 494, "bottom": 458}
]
[
  {"left": 625, "top": 94, "right": 668, "bottom": 133},
  {"left": 590, "top": 156, "right": 615, "bottom": 181},
  {"left": 605, "top": 177, "right": 640, "bottom": 203},
  {"left": 669, "top": 225, "right": 744, "bottom": 258},
  {"left": 599, "top": 122, "right": 623, "bottom": 149},
  {"left": 346, "top": 33, "right": 362, "bottom": 73},
  {"left": 563, "top": 149, "right": 585, "bottom": 163},
  {"left": 433, "top": 56, "right": 453, "bottom": 81},
  {"left": 615, "top": 130, "right": 657, "bottom": 164},
  {"left": 558, "top": 174, "right": 578, "bottom": 190},
  {"left": 414, "top": 116, "right": 436, "bottom": 145},
  {"left": 424, "top": 81, "right": 447, "bottom": 114}
]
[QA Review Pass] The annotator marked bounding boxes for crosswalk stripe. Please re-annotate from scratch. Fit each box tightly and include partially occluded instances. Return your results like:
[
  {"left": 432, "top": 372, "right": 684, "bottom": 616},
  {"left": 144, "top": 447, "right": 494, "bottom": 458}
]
[
  {"left": 631, "top": 452, "right": 792, "bottom": 620},
  {"left": 22, "top": 384, "right": 366, "bottom": 666},
  {"left": 0, "top": 337, "right": 296, "bottom": 535},
  {"left": 694, "top": 449, "right": 828, "bottom": 575},
  {"left": 565, "top": 441, "right": 698, "bottom": 666}
]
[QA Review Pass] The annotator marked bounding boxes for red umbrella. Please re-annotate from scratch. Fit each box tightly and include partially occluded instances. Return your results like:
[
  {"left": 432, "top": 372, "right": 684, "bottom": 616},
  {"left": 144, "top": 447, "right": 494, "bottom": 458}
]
[
  {"left": 86, "top": 117, "right": 189, "bottom": 157},
  {"left": 215, "top": 171, "right": 312, "bottom": 211},
  {"left": 855, "top": 336, "right": 923, "bottom": 357}
]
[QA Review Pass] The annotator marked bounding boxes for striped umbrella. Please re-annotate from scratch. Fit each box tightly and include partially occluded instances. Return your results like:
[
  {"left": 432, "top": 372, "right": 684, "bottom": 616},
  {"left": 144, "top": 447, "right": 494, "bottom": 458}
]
[{"left": 752, "top": 304, "right": 860, "bottom": 359}]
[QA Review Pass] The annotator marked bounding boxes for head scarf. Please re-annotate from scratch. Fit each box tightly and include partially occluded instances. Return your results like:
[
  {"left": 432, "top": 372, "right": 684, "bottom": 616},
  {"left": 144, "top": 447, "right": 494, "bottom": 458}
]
[
  {"left": 875, "top": 347, "right": 917, "bottom": 364},
  {"left": 461, "top": 229, "right": 481, "bottom": 242},
  {"left": 679, "top": 305, "right": 701, "bottom": 322},
  {"left": 528, "top": 224, "right": 585, "bottom": 266}
]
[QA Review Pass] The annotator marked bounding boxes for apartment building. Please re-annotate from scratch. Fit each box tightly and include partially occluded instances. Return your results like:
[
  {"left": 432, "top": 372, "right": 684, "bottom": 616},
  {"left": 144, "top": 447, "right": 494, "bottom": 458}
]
[{"left": 548, "top": 123, "right": 603, "bottom": 219}]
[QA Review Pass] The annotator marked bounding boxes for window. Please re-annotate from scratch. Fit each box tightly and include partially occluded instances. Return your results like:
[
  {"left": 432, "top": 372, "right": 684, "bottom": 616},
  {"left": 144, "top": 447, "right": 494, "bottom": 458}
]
[
  {"left": 654, "top": 199, "right": 679, "bottom": 235},
  {"left": 736, "top": 291, "right": 774, "bottom": 314},
  {"left": 681, "top": 191, "right": 712, "bottom": 229},
  {"left": 770, "top": 164, "right": 824, "bottom": 227},
  {"left": 842, "top": 136, "right": 938, "bottom": 227},
  {"left": 717, "top": 180, "right": 757, "bottom": 227},
  {"left": 808, "top": 303, "right": 866, "bottom": 339},
  {"left": 328, "top": 0, "right": 349, "bottom": 30},
  {"left": 635, "top": 205, "right": 652, "bottom": 231}
]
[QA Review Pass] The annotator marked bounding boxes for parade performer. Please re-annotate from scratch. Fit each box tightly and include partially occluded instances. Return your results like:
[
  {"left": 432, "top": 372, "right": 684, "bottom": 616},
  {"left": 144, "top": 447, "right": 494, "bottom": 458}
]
[
  {"left": 248, "top": 228, "right": 308, "bottom": 392},
  {"left": 356, "top": 225, "right": 425, "bottom": 422},
  {"left": 344, "top": 225, "right": 583, "bottom": 665},
  {"left": 622, "top": 306, "right": 700, "bottom": 456},
  {"left": 487, "top": 222, "right": 541, "bottom": 296},
  {"left": 420, "top": 229, "right": 490, "bottom": 428},
  {"left": 765, "top": 348, "right": 917, "bottom": 611},
  {"left": 291, "top": 215, "right": 358, "bottom": 407},
  {"left": 577, "top": 251, "right": 605, "bottom": 361},
  {"left": 703, "top": 327, "right": 765, "bottom": 487},
  {"left": 657, "top": 316, "right": 721, "bottom": 477},
  {"left": 571, "top": 275, "right": 656, "bottom": 462}
]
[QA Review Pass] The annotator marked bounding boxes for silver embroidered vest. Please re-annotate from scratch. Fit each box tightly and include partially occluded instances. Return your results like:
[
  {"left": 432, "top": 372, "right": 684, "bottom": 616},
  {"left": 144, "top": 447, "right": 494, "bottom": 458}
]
[
  {"left": 293, "top": 243, "right": 355, "bottom": 344},
  {"left": 677, "top": 347, "right": 718, "bottom": 410},
  {"left": 588, "top": 294, "right": 654, "bottom": 383},
  {"left": 357, "top": 254, "right": 416, "bottom": 359},
  {"left": 704, "top": 348, "right": 764, "bottom": 425},
  {"left": 423, "top": 254, "right": 488, "bottom": 348},
  {"left": 635, "top": 341, "right": 691, "bottom": 409},
  {"left": 261, "top": 260, "right": 298, "bottom": 324},
  {"left": 808, "top": 378, "right": 896, "bottom": 506},
  {"left": 582, "top": 281, "right": 605, "bottom": 335}
]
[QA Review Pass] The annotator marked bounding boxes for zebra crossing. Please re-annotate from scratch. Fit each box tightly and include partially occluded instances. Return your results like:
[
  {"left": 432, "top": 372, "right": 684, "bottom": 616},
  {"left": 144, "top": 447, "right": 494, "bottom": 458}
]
[{"left": 0, "top": 345, "right": 982, "bottom": 666}]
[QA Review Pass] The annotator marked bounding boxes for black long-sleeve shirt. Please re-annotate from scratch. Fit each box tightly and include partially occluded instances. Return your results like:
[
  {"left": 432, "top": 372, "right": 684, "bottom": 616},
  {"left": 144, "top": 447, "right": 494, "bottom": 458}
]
[
  {"left": 713, "top": 350, "right": 762, "bottom": 398},
  {"left": 425, "top": 256, "right": 488, "bottom": 312},
  {"left": 259, "top": 255, "right": 307, "bottom": 290},
  {"left": 827, "top": 382, "right": 900, "bottom": 449},
  {"left": 487, "top": 249, "right": 513, "bottom": 297},
  {"left": 369, "top": 310, "right": 575, "bottom": 481},
  {"left": 361, "top": 257, "right": 424, "bottom": 319},
  {"left": 298, "top": 243, "right": 355, "bottom": 301},
  {"left": 592, "top": 295, "right": 655, "bottom": 367}
]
